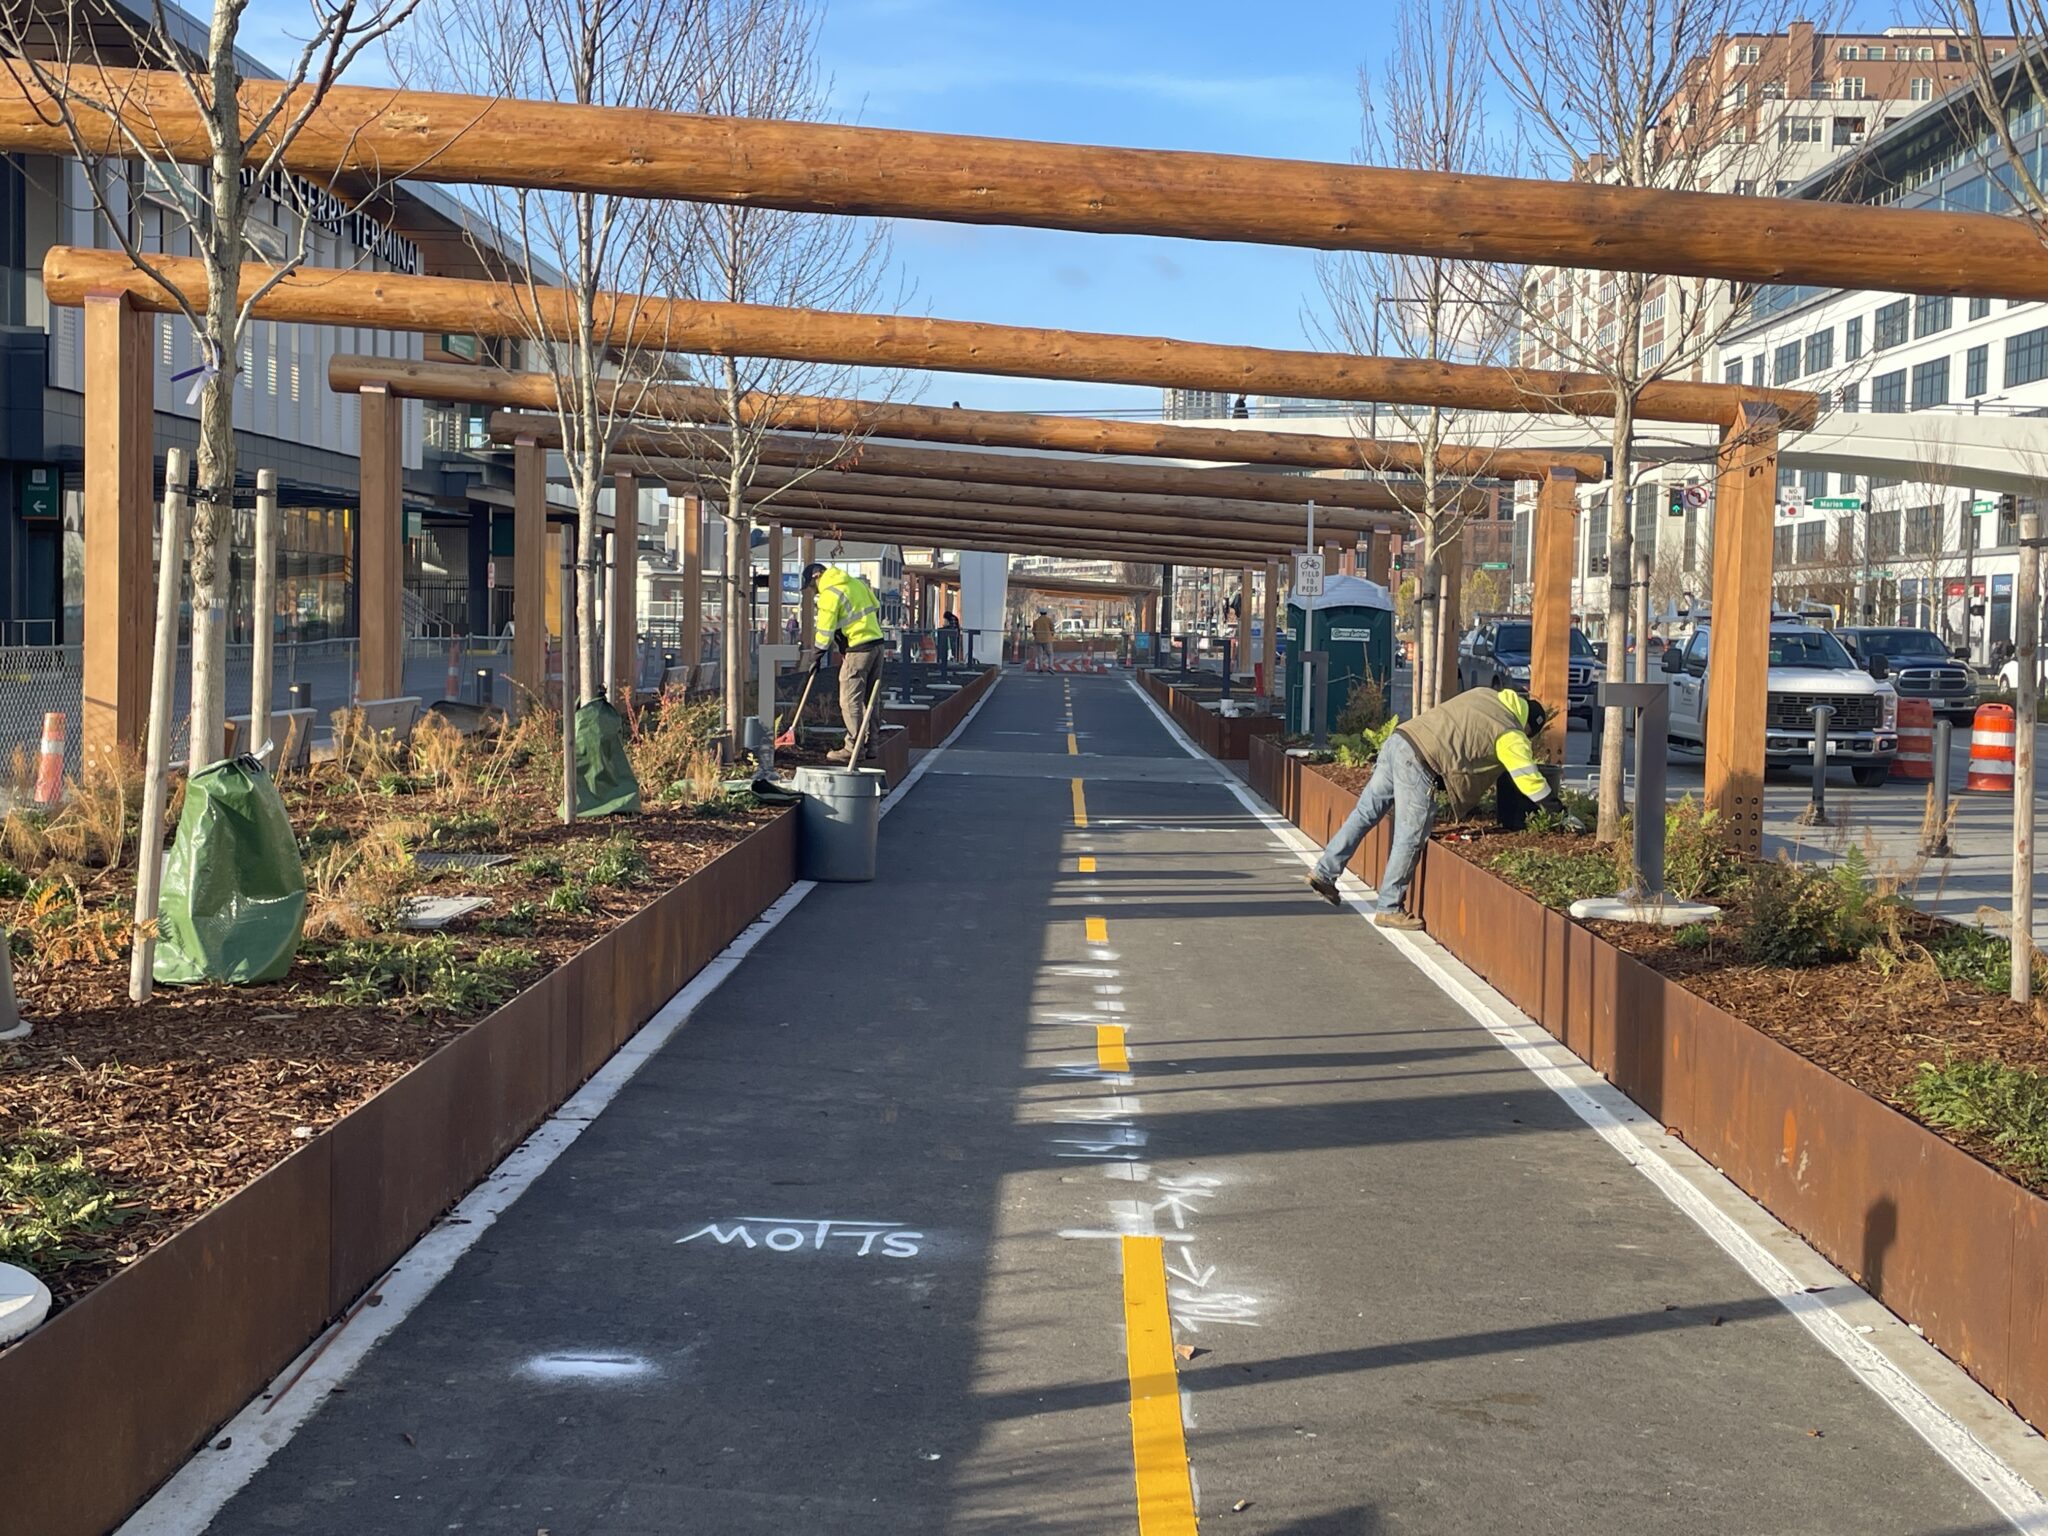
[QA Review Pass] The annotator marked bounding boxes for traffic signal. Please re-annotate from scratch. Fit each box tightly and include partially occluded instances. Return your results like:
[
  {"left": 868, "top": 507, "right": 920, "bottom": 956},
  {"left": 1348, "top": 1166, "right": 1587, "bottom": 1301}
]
[
  {"left": 2000, "top": 493, "right": 2018, "bottom": 518},
  {"left": 1668, "top": 484, "right": 1686, "bottom": 517}
]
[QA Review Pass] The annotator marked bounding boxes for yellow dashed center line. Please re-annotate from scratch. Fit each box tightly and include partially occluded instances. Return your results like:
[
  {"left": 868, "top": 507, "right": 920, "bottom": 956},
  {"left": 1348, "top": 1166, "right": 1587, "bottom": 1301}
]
[
  {"left": 1068, "top": 732, "right": 1079, "bottom": 755},
  {"left": 1120, "top": 1235, "right": 1199, "bottom": 1535},
  {"left": 1096, "top": 1024, "right": 1131, "bottom": 1072},
  {"left": 1072, "top": 777, "right": 1088, "bottom": 828},
  {"left": 1085, "top": 914, "right": 1109, "bottom": 944},
  {"left": 1078, "top": 856, "right": 1097, "bottom": 873}
]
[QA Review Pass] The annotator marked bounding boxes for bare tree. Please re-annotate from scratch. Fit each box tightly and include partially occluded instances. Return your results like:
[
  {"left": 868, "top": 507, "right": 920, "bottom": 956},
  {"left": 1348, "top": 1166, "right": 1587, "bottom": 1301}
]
[
  {"left": 1488, "top": 0, "right": 1820, "bottom": 838},
  {"left": 396, "top": 0, "right": 703, "bottom": 710},
  {"left": 0, "top": 0, "right": 420, "bottom": 768},
  {"left": 657, "top": 0, "right": 900, "bottom": 750},
  {"left": 1320, "top": 0, "right": 1520, "bottom": 715}
]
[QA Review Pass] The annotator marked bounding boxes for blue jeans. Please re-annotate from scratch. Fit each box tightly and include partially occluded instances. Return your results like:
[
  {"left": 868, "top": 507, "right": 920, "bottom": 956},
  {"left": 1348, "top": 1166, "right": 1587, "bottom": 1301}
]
[{"left": 1312, "top": 733, "right": 1438, "bottom": 913}]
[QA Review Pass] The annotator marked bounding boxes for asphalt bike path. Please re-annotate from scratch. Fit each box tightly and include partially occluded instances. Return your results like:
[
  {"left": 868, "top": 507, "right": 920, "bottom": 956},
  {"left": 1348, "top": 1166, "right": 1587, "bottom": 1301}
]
[{"left": 181, "top": 671, "right": 2006, "bottom": 1534}]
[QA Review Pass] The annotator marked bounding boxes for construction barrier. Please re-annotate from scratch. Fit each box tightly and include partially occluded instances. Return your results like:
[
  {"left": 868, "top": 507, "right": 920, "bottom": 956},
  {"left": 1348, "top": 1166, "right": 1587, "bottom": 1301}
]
[
  {"left": 1895, "top": 698, "right": 1935, "bottom": 782},
  {"left": 34, "top": 712, "right": 64, "bottom": 803},
  {"left": 1966, "top": 701, "right": 2016, "bottom": 792}
]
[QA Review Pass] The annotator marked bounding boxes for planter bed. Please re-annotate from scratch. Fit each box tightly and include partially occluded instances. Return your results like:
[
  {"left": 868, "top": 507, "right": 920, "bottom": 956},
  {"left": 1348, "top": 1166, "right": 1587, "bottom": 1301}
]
[
  {"left": 883, "top": 664, "right": 996, "bottom": 747},
  {"left": 1139, "top": 669, "right": 1279, "bottom": 759},
  {"left": 0, "top": 701, "right": 819, "bottom": 1535},
  {"left": 1247, "top": 733, "right": 2048, "bottom": 1435}
]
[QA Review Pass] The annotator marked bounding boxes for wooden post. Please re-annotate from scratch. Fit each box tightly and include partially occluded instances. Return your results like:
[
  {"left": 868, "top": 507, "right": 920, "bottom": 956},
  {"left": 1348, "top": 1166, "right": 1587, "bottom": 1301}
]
[
  {"left": 766, "top": 522, "right": 784, "bottom": 644},
  {"left": 250, "top": 469, "right": 278, "bottom": 763},
  {"left": 1704, "top": 403, "right": 1781, "bottom": 856},
  {"left": 799, "top": 533, "right": 816, "bottom": 645},
  {"left": 1262, "top": 561, "right": 1280, "bottom": 698},
  {"left": 130, "top": 448, "right": 190, "bottom": 1004},
  {"left": 81, "top": 289, "right": 153, "bottom": 764},
  {"left": 1366, "top": 530, "right": 1392, "bottom": 589},
  {"left": 1237, "top": 567, "right": 1254, "bottom": 676},
  {"left": 358, "top": 383, "right": 403, "bottom": 702},
  {"left": 513, "top": 436, "right": 546, "bottom": 710},
  {"left": 560, "top": 533, "right": 578, "bottom": 822},
  {"left": 2012, "top": 501, "right": 2039, "bottom": 1001},
  {"left": 1530, "top": 470, "right": 1579, "bottom": 763},
  {"left": 680, "top": 493, "right": 703, "bottom": 672},
  {"left": 610, "top": 469, "right": 638, "bottom": 702},
  {"left": 1436, "top": 531, "right": 1464, "bottom": 703}
]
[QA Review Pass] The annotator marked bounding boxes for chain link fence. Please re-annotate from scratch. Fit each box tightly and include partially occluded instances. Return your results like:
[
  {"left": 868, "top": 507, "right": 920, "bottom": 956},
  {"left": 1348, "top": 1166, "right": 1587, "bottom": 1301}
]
[{"left": 0, "top": 644, "right": 83, "bottom": 784}]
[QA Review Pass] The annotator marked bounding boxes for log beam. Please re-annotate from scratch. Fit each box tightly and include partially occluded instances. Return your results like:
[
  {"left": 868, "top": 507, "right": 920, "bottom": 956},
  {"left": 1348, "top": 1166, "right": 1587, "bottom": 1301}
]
[
  {"left": 1262, "top": 563, "right": 1280, "bottom": 698},
  {"left": 17, "top": 70, "right": 2048, "bottom": 301},
  {"left": 764, "top": 508, "right": 1303, "bottom": 564},
  {"left": 680, "top": 494, "right": 703, "bottom": 671},
  {"left": 1705, "top": 403, "right": 1781, "bottom": 857},
  {"left": 81, "top": 290, "right": 152, "bottom": 764},
  {"left": 329, "top": 355, "right": 1606, "bottom": 481},
  {"left": 765, "top": 522, "right": 784, "bottom": 645},
  {"left": 47, "top": 249, "right": 1818, "bottom": 430},
  {"left": 517, "top": 418, "right": 1451, "bottom": 516}
]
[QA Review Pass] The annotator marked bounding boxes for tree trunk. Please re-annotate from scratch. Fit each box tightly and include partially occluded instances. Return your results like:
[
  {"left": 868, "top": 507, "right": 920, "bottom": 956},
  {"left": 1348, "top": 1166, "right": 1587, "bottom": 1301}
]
[
  {"left": 722, "top": 476, "right": 750, "bottom": 757},
  {"left": 189, "top": 285, "right": 238, "bottom": 772},
  {"left": 574, "top": 431, "right": 602, "bottom": 707},
  {"left": 1596, "top": 403, "right": 1638, "bottom": 842},
  {"left": 1416, "top": 526, "right": 1441, "bottom": 717}
]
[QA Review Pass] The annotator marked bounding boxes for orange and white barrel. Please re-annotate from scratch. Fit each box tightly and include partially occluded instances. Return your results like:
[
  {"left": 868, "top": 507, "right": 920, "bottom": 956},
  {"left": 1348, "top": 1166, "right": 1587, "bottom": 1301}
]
[
  {"left": 445, "top": 637, "right": 461, "bottom": 699},
  {"left": 34, "top": 712, "right": 64, "bottom": 804},
  {"left": 1967, "top": 702, "right": 2017, "bottom": 792},
  {"left": 1894, "top": 698, "right": 1935, "bottom": 781}
]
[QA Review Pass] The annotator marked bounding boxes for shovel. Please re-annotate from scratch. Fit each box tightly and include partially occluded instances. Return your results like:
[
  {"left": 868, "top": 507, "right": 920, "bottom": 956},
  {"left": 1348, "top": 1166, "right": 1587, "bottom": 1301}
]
[
  {"left": 774, "top": 656, "right": 824, "bottom": 749},
  {"left": 845, "top": 674, "right": 886, "bottom": 765}
]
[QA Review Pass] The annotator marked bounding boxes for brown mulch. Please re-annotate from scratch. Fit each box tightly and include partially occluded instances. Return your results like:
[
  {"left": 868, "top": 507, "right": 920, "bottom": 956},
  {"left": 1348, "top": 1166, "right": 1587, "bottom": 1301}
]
[
  {"left": 1446, "top": 821, "right": 2048, "bottom": 1192},
  {"left": 3, "top": 774, "right": 774, "bottom": 1307}
]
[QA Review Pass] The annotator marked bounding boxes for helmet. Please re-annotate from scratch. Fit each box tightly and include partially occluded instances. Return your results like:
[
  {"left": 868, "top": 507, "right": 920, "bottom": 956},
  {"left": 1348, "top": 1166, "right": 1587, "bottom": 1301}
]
[{"left": 801, "top": 562, "right": 828, "bottom": 588}]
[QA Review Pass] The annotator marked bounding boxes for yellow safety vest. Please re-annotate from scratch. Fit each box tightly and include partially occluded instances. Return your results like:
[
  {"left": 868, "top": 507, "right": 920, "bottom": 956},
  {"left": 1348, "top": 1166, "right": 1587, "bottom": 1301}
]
[{"left": 814, "top": 568, "right": 885, "bottom": 649}]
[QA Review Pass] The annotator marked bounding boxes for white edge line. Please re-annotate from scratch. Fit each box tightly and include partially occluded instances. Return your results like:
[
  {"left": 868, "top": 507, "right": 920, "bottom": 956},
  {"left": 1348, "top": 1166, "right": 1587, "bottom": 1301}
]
[
  {"left": 1124, "top": 674, "right": 2048, "bottom": 1533},
  {"left": 118, "top": 671, "right": 1005, "bottom": 1536}
]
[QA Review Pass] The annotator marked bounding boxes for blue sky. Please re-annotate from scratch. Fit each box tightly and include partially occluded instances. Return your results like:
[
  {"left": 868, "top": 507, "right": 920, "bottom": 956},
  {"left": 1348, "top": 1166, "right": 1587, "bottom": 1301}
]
[{"left": 239, "top": 0, "right": 1903, "bottom": 413}]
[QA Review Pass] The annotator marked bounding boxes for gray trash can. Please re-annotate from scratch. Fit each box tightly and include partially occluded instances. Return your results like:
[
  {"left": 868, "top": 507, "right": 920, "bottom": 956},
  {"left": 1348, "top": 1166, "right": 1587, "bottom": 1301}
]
[{"left": 794, "top": 766, "right": 886, "bottom": 881}]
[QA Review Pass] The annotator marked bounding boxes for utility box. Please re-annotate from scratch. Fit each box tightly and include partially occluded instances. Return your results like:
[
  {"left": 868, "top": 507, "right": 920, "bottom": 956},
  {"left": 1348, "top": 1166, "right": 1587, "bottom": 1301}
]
[{"left": 1287, "top": 574, "right": 1395, "bottom": 727}]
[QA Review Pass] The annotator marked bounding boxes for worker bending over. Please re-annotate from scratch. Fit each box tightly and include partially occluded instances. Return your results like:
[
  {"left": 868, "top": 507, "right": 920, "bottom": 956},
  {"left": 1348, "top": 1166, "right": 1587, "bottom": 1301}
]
[
  {"left": 1308, "top": 688, "right": 1557, "bottom": 929},
  {"left": 802, "top": 561, "right": 886, "bottom": 762}
]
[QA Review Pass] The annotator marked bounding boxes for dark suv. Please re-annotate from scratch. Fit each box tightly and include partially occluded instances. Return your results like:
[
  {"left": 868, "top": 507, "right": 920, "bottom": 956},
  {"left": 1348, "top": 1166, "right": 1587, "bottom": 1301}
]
[
  {"left": 1835, "top": 627, "right": 1976, "bottom": 725},
  {"left": 1458, "top": 618, "right": 1602, "bottom": 722}
]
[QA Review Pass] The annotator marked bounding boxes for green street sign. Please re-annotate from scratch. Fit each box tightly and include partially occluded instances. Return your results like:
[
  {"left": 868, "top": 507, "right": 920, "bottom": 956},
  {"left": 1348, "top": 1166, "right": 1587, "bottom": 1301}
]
[
  {"left": 1971, "top": 499, "right": 2000, "bottom": 516},
  {"left": 18, "top": 465, "right": 57, "bottom": 522},
  {"left": 1811, "top": 496, "right": 1863, "bottom": 510},
  {"left": 1480, "top": 561, "right": 1510, "bottom": 570}
]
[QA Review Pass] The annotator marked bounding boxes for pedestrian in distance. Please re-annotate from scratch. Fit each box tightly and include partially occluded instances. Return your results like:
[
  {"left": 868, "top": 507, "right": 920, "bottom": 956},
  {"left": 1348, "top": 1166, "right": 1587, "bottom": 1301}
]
[
  {"left": 1031, "top": 609, "right": 1056, "bottom": 668},
  {"left": 801, "top": 561, "right": 887, "bottom": 763},
  {"left": 940, "top": 609, "right": 962, "bottom": 664},
  {"left": 1306, "top": 688, "right": 1574, "bottom": 928}
]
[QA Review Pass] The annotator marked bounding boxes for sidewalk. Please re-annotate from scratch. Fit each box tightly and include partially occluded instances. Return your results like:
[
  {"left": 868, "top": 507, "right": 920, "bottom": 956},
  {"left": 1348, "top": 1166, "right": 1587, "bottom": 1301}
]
[{"left": 148, "top": 669, "right": 2026, "bottom": 1535}]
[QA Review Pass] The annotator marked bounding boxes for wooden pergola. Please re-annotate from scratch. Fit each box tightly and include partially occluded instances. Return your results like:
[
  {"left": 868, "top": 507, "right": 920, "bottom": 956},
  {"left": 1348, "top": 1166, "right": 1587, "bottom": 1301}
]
[{"left": 52, "top": 67, "right": 2032, "bottom": 848}]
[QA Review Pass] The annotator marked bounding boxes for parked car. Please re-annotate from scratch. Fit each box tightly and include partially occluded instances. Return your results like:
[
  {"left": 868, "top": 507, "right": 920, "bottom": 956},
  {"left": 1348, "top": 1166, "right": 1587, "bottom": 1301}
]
[
  {"left": 1459, "top": 618, "right": 1603, "bottom": 723},
  {"left": 1662, "top": 620, "right": 1899, "bottom": 786},
  {"left": 1834, "top": 627, "right": 1977, "bottom": 725}
]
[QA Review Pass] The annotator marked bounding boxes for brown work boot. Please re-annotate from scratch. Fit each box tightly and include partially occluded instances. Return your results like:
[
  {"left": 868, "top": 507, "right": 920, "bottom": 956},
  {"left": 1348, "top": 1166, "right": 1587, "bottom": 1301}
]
[
  {"left": 1374, "top": 910, "right": 1425, "bottom": 931},
  {"left": 1306, "top": 872, "right": 1342, "bottom": 907}
]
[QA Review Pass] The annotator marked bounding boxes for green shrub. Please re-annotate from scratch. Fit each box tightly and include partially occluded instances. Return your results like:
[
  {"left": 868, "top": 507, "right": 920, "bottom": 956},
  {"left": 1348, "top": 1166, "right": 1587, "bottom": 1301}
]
[
  {"left": 1738, "top": 851, "right": 1895, "bottom": 967},
  {"left": 546, "top": 879, "right": 592, "bottom": 914},
  {"left": 1664, "top": 798, "right": 1741, "bottom": 903},
  {"left": 1484, "top": 846, "right": 1622, "bottom": 909},
  {"left": 1926, "top": 924, "right": 2042, "bottom": 997},
  {"left": 1909, "top": 1058, "right": 2048, "bottom": 1179},
  {"left": 515, "top": 852, "right": 564, "bottom": 882},
  {"left": 585, "top": 832, "right": 645, "bottom": 887},
  {"left": 426, "top": 809, "right": 500, "bottom": 847},
  {"left": 1673, "top": 922, "right": 1715, "bottom": 951},
  {"left": 1334, "top": 674, "right": 1391, "bottom": 736},
  {"left": 480, "top": 899, "right": 539, "bottom": 938},
  {"left": 1329, "top": 715, "right": 1402, "bottom": 769},
  {"left": 0, "top": 860, "right": 28, "bottom": 900},
  {"left": 0, "top": 1130, "right": 136, "bottom": 1268},
  {"left": 322, "top": 935, "right": 536, "bottom": 1014}
]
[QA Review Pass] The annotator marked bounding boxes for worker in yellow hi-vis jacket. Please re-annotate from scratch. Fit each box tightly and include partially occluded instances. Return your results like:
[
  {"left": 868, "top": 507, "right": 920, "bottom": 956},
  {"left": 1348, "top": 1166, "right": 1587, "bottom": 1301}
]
[
  {"left": 802, "top": 561, "right": 887, "bottom": 762},
  {"left": 1307, "top": 688, "right": 1571, "bottom": 929}
]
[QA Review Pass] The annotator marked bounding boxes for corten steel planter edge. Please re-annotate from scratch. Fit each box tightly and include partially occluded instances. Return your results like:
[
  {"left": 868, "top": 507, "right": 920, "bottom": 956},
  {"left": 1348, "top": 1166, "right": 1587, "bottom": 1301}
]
[
  {"left": 0, "top": 808, "right": 800, "bottom": 1536},
  {"left": 1244, "top": 751, "right": 2048, "bottom": 1436}
]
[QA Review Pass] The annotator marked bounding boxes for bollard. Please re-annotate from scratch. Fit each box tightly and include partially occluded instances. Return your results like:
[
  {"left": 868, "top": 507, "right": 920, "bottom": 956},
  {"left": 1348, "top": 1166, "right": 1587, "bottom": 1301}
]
[
  {"left": 288, "top": 681, "right": 312, "bottom": 714},
  {"left": 475, "top": 667, "right": 494, "bottom": 708},
  {"left": 34, "top": 713, "right": 64, "bottom": 804},
  {"left": 1802, "top": 704, "right": 1833, "bottom": 826},
  {"left": 1926, "top": 718, "right": 1956, "bottom": 856}
]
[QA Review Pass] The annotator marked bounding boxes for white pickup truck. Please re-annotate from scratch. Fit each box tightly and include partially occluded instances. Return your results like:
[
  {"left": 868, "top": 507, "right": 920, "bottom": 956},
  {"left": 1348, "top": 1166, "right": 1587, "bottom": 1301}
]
[{"left": 1661, "top": 620, "right": 1900, "bottom": 787}]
